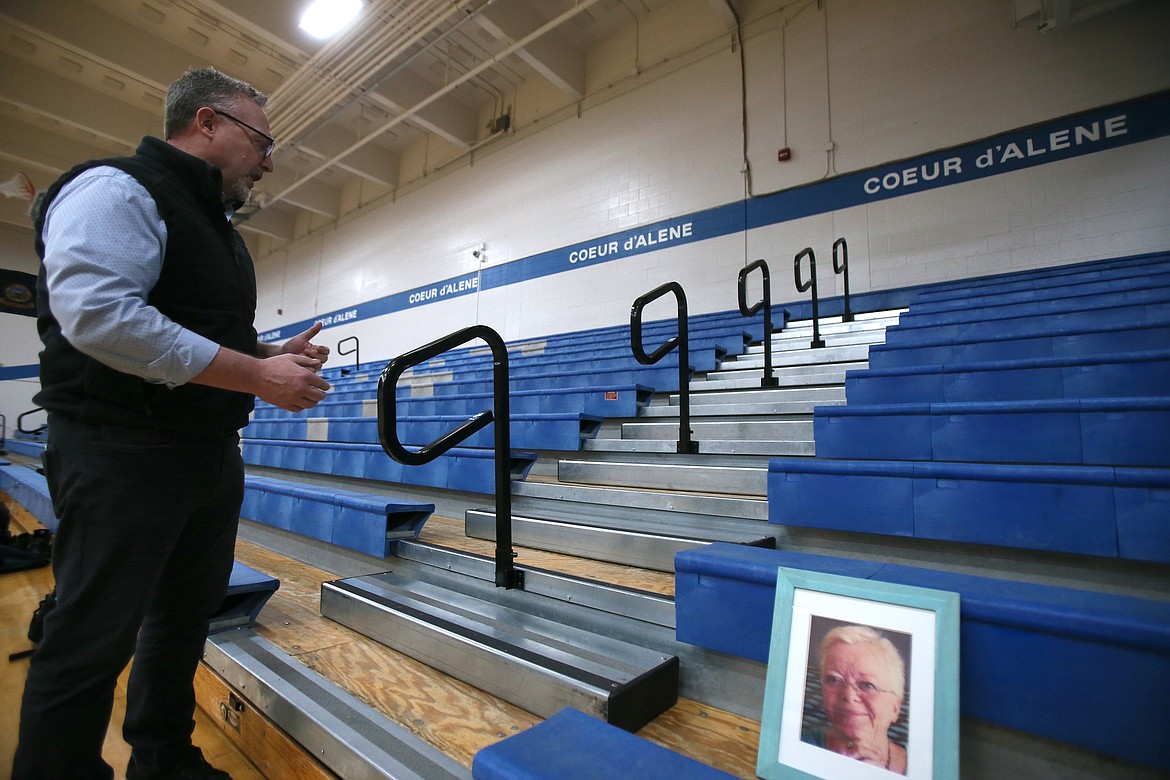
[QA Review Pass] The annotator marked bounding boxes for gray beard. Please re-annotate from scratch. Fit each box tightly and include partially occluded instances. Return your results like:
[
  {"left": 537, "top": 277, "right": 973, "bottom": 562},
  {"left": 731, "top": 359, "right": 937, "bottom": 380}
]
[{"left": 229, "top": 177, "right": 252, "bottom": 204}]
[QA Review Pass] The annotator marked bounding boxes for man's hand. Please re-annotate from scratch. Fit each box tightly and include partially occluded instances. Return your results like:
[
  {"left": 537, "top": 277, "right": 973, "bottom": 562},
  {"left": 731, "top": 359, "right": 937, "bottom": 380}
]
[
  {"left": 192, "top": 345, "right": 331, "bottom": 414},
  {"left": 279, "top": 322, "right": 330, "bottom": 368},
  {"left": 255, "top": 352, "right": 331, "bottom": 413}
]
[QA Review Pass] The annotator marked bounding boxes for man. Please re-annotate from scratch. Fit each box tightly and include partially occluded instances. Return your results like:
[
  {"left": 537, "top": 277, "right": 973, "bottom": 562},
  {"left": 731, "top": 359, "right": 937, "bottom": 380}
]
[{"left": 13, "top": 67, "right": 330, "bottom": 780}]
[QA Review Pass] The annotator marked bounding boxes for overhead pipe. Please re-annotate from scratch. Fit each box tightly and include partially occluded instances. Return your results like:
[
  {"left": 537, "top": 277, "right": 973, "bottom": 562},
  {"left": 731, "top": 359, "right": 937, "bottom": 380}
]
[
  {"left": 277, "top": 0, "right": 504, "bottom": 161},
  {"left": 272, "top": 0, "right": 461, "bottom": 142},
  {"left": 259, "top": 0, "right": 603, "bottom": 213}
]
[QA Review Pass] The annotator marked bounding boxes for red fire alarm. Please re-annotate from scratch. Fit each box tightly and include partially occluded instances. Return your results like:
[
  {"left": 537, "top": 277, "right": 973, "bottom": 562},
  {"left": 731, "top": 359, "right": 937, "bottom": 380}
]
[{"left": 777, "top": 147, "right": 792, "bottom": 162}]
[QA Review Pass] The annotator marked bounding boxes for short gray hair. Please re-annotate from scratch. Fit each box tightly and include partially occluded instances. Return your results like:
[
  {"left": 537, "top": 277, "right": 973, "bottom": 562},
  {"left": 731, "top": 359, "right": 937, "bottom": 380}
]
[
  {"left": 163, "top": 67, "right": 267, "bottom": 139},
  {"left": 818, "top": 624, "right": 906, "bottom": 700}
]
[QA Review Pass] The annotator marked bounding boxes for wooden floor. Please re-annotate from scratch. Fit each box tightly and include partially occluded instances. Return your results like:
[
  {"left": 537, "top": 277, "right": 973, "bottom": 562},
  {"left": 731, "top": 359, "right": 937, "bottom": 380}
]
[
  {"left": 1, "top": 490, "right": 761, "bottom": 779},
  {"left": 0, "top": 496, "right": 266, "bottom": 779}
]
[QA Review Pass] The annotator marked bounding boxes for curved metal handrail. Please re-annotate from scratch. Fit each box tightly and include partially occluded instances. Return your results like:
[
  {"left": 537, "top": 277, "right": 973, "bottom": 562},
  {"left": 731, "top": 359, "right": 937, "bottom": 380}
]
[
  {"left": 17, "top": 407, "right": 47, "bottom": 436},
  {"left": 794, "top": 248, "right": 826, "bottom": 349},
  {"left": 832, "top": 237, "right": 854, "bottom": 323},
  {"left": 738, "top": 259, "right": 779, "bottom": 387},
  {"left": 337, "top": 336, "right": 361, "bottom": 376},
  {"left": 631, "top": 281, "right": 697, "bottom": 454},
  {"left": 377, "top": 325, "right": 521, "bottom": 589}
]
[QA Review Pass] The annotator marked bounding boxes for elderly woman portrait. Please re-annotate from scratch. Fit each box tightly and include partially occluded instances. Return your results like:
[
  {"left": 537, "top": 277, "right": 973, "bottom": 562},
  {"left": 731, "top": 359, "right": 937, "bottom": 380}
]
[{"left": 802, "top": 623, "right": 909, "bottom": 775}]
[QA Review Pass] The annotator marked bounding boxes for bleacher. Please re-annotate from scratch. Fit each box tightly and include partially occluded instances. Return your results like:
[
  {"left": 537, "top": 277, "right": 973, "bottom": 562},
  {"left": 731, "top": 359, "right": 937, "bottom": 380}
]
[
  {"left": 220, "top": 253, "right": 1170, "bottom": 777},
  {"left": 8, "top": 253, "right": 1165, "bottom": 778}
]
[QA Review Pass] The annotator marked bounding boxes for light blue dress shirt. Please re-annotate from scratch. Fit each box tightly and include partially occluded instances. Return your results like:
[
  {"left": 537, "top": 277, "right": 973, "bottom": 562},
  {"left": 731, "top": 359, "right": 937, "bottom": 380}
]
[{"left": 41, "top": 166, "right": 225, "bottom": 388}]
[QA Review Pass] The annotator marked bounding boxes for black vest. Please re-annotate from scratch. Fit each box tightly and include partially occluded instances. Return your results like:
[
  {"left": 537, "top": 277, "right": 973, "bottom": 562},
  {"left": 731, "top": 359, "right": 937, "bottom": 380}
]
[{"left": 34, "top": 137, "right": 258, "bottom": 434}]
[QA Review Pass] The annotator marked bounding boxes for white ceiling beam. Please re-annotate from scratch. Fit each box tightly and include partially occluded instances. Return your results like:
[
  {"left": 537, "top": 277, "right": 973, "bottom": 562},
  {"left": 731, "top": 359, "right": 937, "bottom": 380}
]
[
  {"left": 255, "top": 173, "right": 339, "bottom": 218},
  {"left": 235, "top": 205, "right": 296, "bottom": 241},
  {"left": 475, "top": 3, "right": 584, "bottom": 100}
]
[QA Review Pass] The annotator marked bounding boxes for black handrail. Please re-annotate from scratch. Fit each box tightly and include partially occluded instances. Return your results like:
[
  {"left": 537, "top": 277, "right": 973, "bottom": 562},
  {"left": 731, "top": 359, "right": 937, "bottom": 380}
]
[
  {"left": 794, "top": 248, "right": 826, "bottom": 349},
  {"left": 738, "top": 259, "right": 779, "bottom": 388},
  {"left": 832, "top": 237, "right": 854, "bottom": 323},
  {"left": 630, "top": 281, "right": 697, "bottom": 454},
  {"left": 377, "top": 325, "right": 522, "bottom": 590},
  {"left": 337, "top": 336, "right": 361, "bottom": 376},
  {"left": 17, "top": 407, "right": 47, "bottom": 436}
]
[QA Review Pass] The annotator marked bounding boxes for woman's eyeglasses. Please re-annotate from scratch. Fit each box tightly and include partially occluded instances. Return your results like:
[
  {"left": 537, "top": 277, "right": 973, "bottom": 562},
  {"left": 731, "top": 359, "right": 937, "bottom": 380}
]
[{"left": 822, "top": 675, "right": 895, "bottom": 698}]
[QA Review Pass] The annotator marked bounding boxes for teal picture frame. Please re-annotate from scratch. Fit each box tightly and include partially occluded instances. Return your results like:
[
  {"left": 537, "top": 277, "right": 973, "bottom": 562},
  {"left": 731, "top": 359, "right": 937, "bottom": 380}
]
[{"left": 756, "top": 568, "right": 960, "bottom": 780}]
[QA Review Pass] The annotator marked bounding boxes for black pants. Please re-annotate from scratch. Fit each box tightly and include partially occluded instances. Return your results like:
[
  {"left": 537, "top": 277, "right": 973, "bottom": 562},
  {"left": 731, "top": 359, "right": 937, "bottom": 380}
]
[{"left": 13, "top": 415, "right": 243, "bottom": 780}]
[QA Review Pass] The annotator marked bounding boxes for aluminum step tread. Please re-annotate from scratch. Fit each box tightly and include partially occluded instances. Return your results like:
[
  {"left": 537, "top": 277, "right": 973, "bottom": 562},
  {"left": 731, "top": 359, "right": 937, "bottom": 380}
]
[
  {"left": 465, "top": 510, "right": 774, "bottom": 573},
  {"left": 320, "top": 573, "right": 678, "bottom": 730},
  {"left": 204, "top": 629, "right": 471, "bottom": 780},
  {"left": 512, "top": 479, "right": 768, "bottom": 520},
  {"left": 557, "top": 459, "right": 767, "bottom": 495}
]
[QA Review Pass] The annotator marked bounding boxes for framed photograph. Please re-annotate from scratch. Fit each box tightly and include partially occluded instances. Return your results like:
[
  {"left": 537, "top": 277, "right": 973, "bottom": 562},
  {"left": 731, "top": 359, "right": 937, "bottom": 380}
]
[{"left": 756, "top": 568, "right": 960, "bottom": 780}]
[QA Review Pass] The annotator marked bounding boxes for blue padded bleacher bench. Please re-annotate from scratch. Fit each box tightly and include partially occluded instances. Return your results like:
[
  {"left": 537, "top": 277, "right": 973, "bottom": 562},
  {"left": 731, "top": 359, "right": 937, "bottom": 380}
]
[
  {"left": 2, "top": 437, "right": 46, "bottom": 459},
  {"left": 674, "top": 544, "right": 1170, "bottom": 773},
  {"left": 240, "top": 440, "right": 537, "bottom": 494},
  {"left": 0, "top": 461, "right": 56, "bottom": 531},
  {"left": 209, "top": 561, "right": 280, "bottom": 633},
  {"left": 813, "top": 397, "right": 1170, "bottom": 466},
  {"left": 244, "top": 412, "right": 603, "bottom": 452},
  {"left": 869, "top": 318, "right": 1170, "bottom": 367},
  {"left": 241, "top": 475, "right": 434, "bottom": 557},
  {"left": 252, "top": 383, "right": 653, "bottom": 421},
  {"left": 767, "top": 458, "right": 1170, "bottom": 563},
  {"left": 472, "top": 707, "right": 736, "bottom": 780},
  {"left": 893, "top": 284, "right": 1170, "bottom": 329},
  {"left": 844, "top": 349, "right": 1170, "bottom": 404}
]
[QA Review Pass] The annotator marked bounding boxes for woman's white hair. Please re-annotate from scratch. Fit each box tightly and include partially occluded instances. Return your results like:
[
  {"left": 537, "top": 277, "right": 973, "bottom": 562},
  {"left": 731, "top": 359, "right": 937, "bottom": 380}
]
[{"left": 818, "top": 624, "right": 906, "bottom": 700}]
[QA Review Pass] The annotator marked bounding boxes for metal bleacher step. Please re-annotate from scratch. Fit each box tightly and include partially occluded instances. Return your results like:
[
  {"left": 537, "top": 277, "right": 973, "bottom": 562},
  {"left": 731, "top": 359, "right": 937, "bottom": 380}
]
[
  {"left": 512, "top": 479, "right": 767, "bottom": 521},
  {"left": 464, "top": 506, "right": 776, "bottom": 572},
  {"left": 718, "top": 342, "right": 873, "bottom": 371},
  {"left": 557, "top": 457, "right": 768, "bottom": 495},
  {"left": 660, "top": 385, "right": 848, "bottom": 410},
  {"left": 697, "top": 360, "right": 867, "bottom": 390},
  {"left": 620, "top": 418, "right": 813, "bottom": 441},
  {"left": 319, "top": 569, "right": 679, "bottom": 731},
  {"left": 204, "top": 628, "right": 471, "bottom": 780},
  {"left": 584, "top": 437, "right": 814, "bottom": 456}
]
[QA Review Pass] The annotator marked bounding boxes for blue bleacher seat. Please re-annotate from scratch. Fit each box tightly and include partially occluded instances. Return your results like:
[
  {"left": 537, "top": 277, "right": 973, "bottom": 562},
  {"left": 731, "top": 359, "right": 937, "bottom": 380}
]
[
  {"left": 209, "top": 562, "right": 280, "bottom": 633},
  {"left": 767, "top": 458, "right": 1170, "bottom": 562},
  {"left": 471, "top": 707, "right": 736, "bottom": 780},
  {"left": 845, "top": 349, "right": 1170, "bottom": 404},
  {"left": 241, "top": 475, "right": 435, "bottom": 557},
  {"left": 241, "top": 440, "right": 536, "bottom": 494},
  {"left": 245, "top": 412, "right": 603, "bottom": 452},
  {"left": 814, "top": 397, "right": 1170, "bottom": 466},
  {"left": 0, "top": 461, "right": 56, "bottom": 531}
]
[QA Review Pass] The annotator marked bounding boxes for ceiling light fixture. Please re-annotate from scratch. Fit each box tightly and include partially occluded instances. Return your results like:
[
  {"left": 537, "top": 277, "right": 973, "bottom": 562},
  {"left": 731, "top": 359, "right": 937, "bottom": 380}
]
[{"left": 299, "top": 0, "right": 364, "bottom": 40}]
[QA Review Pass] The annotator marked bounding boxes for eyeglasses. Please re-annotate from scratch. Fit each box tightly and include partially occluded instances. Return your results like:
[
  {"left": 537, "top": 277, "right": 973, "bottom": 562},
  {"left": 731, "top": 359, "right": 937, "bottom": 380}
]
[
  {"left": 822, "top": 675, "right": 895, "bottom": 698},
  {"left": 214, "top": 109, "right": 276, "bottom": 159}
]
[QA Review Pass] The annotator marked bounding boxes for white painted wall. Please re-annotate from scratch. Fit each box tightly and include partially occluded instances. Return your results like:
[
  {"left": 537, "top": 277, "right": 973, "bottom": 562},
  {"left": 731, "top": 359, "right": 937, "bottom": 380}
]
[{"left": 3, "top": 0, "right": 1169, "bottom": 423}]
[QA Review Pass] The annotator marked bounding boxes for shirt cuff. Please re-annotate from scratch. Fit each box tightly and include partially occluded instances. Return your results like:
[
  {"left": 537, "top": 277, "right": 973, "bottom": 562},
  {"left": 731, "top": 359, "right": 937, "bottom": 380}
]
[{"left": 147, "top": 331, "right": 221, "bottom": 388}]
